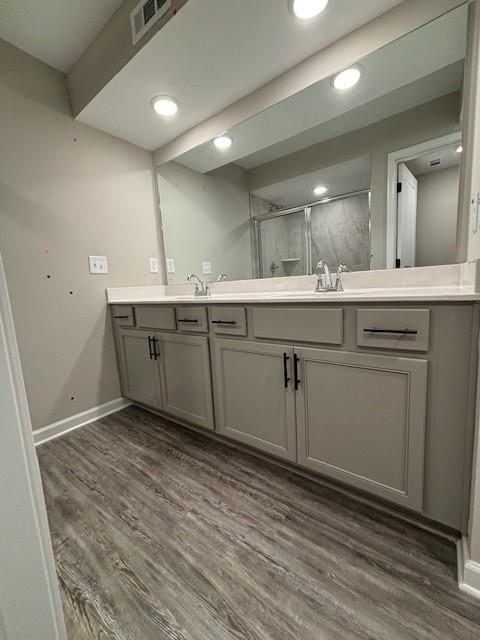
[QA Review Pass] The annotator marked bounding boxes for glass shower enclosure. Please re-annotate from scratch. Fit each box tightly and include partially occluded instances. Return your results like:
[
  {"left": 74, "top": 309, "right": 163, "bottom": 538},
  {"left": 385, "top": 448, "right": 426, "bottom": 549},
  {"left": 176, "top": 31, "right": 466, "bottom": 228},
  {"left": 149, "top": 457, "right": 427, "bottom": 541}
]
[{"left": 253, "top": 190, "right": 371, "bottom": 278}]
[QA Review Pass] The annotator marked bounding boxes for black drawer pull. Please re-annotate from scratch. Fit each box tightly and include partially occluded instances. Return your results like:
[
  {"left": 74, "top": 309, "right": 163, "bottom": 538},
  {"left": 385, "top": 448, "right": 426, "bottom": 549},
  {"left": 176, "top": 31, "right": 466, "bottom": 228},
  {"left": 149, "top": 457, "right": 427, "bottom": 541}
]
[
  {"left": 283, "top": 353, "right": 290, "bottom": 389},
  {"left": 294, "top": 354, "right": 301, "bottom": 390},
  {"left": 178, "top": 318, "right": 198, "bottom": 323},
  {"left": 211, "top": 320, "right": 237, "bottom": 325},
  {"left": 153, "top": 337, "right": 160, "bottom": 360},
  {"left": 363, "top": 328, "right": 418, "bottom": 335},
  {"left": 114, "top": 315, "right": 130, "bottom": 319},
  {"left": 148, "top": 336, "right": 154, "bottom": 360}
]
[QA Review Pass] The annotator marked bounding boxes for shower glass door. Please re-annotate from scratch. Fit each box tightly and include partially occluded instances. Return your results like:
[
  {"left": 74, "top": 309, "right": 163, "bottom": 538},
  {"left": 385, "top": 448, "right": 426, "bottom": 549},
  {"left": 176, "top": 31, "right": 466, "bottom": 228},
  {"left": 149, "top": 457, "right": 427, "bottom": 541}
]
[
  {"left": 310, "top": 192, "right": 371, "bottom": 272},
  {"left": 257, "top": 208, "right": 309, "bottom": 278}
]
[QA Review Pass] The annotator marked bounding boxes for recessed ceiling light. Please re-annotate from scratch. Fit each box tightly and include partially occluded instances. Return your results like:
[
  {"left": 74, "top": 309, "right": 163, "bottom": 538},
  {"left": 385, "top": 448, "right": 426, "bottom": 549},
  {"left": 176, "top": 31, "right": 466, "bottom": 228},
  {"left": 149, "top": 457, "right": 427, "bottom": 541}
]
[
  {"left": 292, "top": 0, "right": 329, "bottom": 20},
  {"left": 332, "top": 67, "right": 362, "bottom": 90},
  {"left": 314, "top": 185, "right": 328, "bottom": 196},
  {"left": 213, "top": 134, "right": 233, "bottom": 150},
  {"left": 151, "top": 96, "right": 179, "bottom": 117},
  {"left": 456, "top": 145, "right": 463, "bottom": 153}
]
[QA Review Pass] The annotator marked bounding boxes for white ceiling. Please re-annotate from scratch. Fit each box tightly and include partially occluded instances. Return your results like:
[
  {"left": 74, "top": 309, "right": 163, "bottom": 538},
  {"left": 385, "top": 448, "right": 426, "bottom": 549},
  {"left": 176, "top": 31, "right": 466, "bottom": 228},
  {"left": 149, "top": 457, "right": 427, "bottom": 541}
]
[
  {"left": 176, "top": 6, "right": 467, "bottom": 173},
  {"left": 406, "top": 144, "right": 462, "bottom": 177},
  {"left": 252, "top": 155, "right": 371, "bottom": 208},
  {"left": 0, "top": 0, "right": 124, "bottom": 72},
  {"left": 78, "top": 0, "right": 405, "bottom": 150}
]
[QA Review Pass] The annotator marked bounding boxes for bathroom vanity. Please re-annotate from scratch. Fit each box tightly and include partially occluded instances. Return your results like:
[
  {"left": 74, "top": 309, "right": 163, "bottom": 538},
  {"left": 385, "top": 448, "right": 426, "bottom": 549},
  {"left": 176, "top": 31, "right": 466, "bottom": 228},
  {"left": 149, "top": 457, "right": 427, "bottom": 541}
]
[{"left": 108, "top": 269, "right": 480, "bottom": 533}]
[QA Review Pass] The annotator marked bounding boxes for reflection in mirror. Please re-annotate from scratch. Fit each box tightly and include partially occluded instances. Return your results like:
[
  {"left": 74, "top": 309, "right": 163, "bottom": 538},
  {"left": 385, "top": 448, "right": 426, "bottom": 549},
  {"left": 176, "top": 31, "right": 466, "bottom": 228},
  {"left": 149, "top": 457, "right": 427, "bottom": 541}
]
[{"left": 157, "top": 5, "right": 467, "bottom": 283}]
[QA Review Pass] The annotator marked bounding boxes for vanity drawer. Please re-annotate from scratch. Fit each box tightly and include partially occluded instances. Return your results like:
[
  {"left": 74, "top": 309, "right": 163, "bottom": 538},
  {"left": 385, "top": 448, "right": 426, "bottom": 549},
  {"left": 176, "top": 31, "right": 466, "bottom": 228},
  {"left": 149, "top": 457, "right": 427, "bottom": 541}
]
[
  {"left": 253, "top": 307, "right": 343, "bottom": 344},
  {"left": 135, "top": 305, "right": 176, "bottom": 331},
  {"left": 176, "top": 306, "right": 208, "bottom": 333},
  {"left": 357, "top": 308, "right": 430, "bottom": 352},
  {"left": 111, "top": 305, "right": 135, "bottom": 327},
  {"left": 209, "top": 307, "right": 247, "bottom": 336}
]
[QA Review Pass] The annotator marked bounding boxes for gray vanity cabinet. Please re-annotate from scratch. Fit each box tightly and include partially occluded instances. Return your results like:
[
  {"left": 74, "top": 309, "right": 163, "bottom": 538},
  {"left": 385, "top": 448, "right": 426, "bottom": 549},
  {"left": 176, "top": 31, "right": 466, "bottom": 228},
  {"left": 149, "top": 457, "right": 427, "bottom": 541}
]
[
  {"left": 295, "top": 347, "right": 428, "bottom": 511},
  {"left": 116, "top": 329, "right": 163, "bottom": 410},
  {"left": 157, "top": 333, "right": 214, "bottom": 431},
  {"left": 213, "top": 339, "right": 297, "bottom": 461}
]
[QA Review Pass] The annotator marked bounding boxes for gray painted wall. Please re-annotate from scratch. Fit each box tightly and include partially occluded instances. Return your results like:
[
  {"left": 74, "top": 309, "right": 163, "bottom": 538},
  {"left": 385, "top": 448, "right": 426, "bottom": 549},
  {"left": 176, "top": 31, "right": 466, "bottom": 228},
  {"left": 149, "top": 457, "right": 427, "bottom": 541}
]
[
  {"left": 0, "top": 40, "right": 163, "bottom": 430},
  {"left": 416, "top": 166, "right": 459, "bottom": 267},
  {"left": 158, "top": 161, "right": 252, "bottom": 284}
]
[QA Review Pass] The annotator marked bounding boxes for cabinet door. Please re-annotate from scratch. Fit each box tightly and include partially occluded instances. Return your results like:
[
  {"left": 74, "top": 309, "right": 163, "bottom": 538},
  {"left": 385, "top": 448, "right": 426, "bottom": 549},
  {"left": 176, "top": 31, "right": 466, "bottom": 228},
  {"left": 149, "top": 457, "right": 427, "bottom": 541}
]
[
  {"left": 157, "top": 333, "right": 214, "bottom": 431},
  {"left": 295, "top": 347, "right": 427, "bottom": 511},
  {"left": 117, "top": 329, "right": 162, "bottom": 410},
  {"left": 213, "top": 339, "right": 296, "bottom": 461}
]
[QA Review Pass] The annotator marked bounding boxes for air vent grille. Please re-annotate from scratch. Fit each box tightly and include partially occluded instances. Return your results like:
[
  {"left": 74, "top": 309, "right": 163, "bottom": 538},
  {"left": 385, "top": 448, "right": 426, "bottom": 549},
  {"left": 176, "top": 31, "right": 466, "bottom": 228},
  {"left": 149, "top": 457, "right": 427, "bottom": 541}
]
[{"left": 130, "top": 0, "right": 172, "bottom": 45}]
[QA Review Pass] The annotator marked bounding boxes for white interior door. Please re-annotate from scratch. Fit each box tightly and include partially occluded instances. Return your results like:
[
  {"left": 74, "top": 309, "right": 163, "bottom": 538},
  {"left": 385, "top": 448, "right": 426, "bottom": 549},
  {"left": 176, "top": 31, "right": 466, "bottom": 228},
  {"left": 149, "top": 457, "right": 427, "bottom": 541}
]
[
  {"left": 397, "top": 162, "right": 418, "bottom": 268},
  {"left": 0, "top": 253, "right": 67, "bottom": 640}
]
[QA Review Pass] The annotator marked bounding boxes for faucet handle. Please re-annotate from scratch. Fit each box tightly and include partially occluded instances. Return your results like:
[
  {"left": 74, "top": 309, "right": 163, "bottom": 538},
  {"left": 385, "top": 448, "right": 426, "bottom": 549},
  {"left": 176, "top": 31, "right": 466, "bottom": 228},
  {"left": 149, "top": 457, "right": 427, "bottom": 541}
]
[
  {"left": 315, "top": 260, "right": 325, "bottom": 274},
  {"left": 337, "top": 263, "right": 348, "bottom": 274}
]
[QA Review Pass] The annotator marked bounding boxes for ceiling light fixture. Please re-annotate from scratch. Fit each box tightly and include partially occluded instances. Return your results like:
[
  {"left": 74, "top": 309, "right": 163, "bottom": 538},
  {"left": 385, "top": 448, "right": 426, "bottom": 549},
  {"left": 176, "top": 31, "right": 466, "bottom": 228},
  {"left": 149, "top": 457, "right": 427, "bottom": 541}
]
[
  {"left": 456, "top": 145, "right": 463, "bottom": 153},
  {"left": 332, "top": 67, "right": 362, "bottom": 90},
  {"left": 292, "top": 0, "right": 329, "bottom": 20},
  {"left": 151, "top": 96, "right": 179, "bottom": 117},
  {"left": 313, "top": 185, "right": 328, "bottom": 196},
  {"left": 213, "top": 134, "right": 233, "bottom": 150}
]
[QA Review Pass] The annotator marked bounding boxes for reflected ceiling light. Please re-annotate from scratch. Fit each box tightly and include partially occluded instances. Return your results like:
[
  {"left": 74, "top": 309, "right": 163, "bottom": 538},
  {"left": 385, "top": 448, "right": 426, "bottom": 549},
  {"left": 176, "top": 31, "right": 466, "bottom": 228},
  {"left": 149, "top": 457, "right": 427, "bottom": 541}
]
[
  {"left": 456, "top": 145, "right": 463, "bottom": 153},
  {"left": 151, "top": 95, "right": 179, "bottom": 117},
  {"left": 332, "top": 66, "right": 362, "bottom": 90},
  {"left": 313, "top": 185, "right": 328, "bottom": 196},
  {"left": 292, "top": 0, "right": 329, "bottom": 19},
  {"left": 213, "top": 134, "right": 233, "bottom": 150}
]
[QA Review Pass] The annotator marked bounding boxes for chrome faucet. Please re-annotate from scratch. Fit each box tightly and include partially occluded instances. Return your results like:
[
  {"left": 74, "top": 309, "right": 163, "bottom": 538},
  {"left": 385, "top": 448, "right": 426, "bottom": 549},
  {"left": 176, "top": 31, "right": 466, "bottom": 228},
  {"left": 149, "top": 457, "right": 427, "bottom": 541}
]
[
  {"left": 315, "top": 260, "right": 348, "bottom": 292},
  {"left": 216, "top": 274, "right": 228, "bottom": 281},
  {"left": 187, "top": 273, "right": 210, "bottom": 297}
]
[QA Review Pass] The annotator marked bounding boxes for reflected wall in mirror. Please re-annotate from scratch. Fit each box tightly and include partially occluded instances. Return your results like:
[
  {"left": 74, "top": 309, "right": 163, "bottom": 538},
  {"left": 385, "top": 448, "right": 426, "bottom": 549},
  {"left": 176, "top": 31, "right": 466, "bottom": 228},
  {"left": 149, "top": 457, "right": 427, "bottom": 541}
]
[{"left": 157, "top": 5, "right": 467, "bottom": 283}]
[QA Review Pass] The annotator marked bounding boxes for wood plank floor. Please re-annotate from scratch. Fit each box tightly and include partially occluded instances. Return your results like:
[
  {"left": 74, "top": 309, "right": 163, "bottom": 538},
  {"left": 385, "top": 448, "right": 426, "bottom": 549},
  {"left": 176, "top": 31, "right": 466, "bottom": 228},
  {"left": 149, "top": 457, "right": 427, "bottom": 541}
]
[{"left": 38, "top": 405, "right": 480, "bottom": 640}]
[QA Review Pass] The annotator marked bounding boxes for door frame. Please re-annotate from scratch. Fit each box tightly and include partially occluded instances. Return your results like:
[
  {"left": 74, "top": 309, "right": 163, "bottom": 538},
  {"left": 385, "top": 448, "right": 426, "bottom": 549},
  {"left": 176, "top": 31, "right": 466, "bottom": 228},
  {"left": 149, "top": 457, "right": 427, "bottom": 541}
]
[
  {"left": 385, "top": 132, "right": 462, "bottom": 269},
  {"left": 0, "top": 253, "right": 67, "bottom": 639}
]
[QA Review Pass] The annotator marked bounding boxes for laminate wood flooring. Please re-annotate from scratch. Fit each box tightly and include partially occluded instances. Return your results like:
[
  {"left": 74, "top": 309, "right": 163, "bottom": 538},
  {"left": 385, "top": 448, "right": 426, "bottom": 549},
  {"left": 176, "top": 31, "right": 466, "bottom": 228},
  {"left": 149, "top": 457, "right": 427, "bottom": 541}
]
[{"left": 38, "top": 406, "right": 480, "bottom": 640}]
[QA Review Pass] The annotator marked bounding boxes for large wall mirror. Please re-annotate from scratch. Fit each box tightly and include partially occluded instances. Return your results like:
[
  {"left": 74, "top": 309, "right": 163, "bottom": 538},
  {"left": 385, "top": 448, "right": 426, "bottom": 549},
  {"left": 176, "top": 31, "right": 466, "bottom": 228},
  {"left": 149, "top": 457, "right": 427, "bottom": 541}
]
[{"left": 157, "top": 5, "right": 467, "bottom": 283}]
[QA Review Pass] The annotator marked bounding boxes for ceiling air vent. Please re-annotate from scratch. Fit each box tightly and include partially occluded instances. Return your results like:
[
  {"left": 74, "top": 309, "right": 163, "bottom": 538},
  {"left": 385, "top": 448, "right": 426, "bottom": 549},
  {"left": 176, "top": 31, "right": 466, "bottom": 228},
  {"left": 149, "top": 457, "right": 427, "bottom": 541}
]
[{"left": 130, "top": 0, "right": 172, "bottom": 45}]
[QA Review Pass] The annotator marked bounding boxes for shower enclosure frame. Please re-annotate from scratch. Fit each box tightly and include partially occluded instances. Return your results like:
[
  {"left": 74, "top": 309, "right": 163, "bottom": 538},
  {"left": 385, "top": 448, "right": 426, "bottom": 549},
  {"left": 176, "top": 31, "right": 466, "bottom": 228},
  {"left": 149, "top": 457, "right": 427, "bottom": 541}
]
[{"left": 252, "top": 188, "right": 371, "bottom": 279}]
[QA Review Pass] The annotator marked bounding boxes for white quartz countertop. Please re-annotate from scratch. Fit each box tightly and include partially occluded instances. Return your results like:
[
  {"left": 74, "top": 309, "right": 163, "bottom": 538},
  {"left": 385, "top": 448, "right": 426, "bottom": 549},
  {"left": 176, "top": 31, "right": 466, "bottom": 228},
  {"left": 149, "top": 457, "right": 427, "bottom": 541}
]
[
  {"left": 107, "top": 263, "right": 480, "bottom": 305},
  {"left": 107, "top": 287, "right": 480, "bottom": 305}
]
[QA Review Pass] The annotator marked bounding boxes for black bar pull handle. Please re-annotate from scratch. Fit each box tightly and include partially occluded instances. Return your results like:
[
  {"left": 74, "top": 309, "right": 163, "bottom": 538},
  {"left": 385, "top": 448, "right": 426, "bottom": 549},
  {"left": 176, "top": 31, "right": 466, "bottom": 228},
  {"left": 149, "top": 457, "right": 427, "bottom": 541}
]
[
  {"left": 283, "top": 353, "right": 290, "bottom": 389},
  {"left": 147, "top": 336, "right": 153, "bottom": 360},
  {"left": 211, "top": 320, "right": 237, "bottom": 325},
  {"left": 294, "top": 354, "right": 301, "bottom": 390},
  {"left": 153, "top": 337, "right": 160, "bottom": 360},
  {"left": 363, "top": 328, "right": 418, "bottom": 335},
  {"left": 114, "top": 315, "right": 130, "bottom": 319},
  {"left": 178, "top": 318, "right": 198, "bottom": 323}
]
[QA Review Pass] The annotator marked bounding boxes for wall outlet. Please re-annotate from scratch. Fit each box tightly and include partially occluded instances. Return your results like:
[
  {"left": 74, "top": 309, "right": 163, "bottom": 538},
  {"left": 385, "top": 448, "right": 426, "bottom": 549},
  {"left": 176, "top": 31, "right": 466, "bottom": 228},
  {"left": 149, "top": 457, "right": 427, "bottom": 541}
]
[
  {"left": 166, "top": 258, "right": 175, "bottom": 274},
  {"left": 88, "top": 255, "right": 108, "bottom": 274},
  {"left": 202, "top": 261, "right": 212, "bottom": 275},
  {"left": 149, "top": 257, "right": 159, "bottom": 273}
]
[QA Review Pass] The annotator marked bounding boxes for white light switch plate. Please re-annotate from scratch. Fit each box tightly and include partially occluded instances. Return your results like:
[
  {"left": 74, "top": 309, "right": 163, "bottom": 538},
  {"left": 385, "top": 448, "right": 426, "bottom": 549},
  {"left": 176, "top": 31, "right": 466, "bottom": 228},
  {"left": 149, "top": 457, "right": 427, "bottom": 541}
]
[
  {"left": 166, "top": 258, "right": 175, "bottom": 274},
  {"left": 202, "top": 261, "right": 212, "bottom": 275},
  {"left": 149, "top": 257, "right": 159, "bottom": 273},
  {"left": 88, "top": 255, "right": 108, "bottom": 274}
]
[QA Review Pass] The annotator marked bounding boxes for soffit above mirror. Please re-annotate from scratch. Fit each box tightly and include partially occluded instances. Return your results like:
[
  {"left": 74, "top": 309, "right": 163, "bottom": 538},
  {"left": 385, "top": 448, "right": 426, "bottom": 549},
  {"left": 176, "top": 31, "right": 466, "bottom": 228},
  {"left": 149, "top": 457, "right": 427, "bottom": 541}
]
[
  {"left": 75, "top": 0, "right": 409, "bottom": 150},
  {"left": 175, "top": 7, "right": 467, "bottom": 174}
]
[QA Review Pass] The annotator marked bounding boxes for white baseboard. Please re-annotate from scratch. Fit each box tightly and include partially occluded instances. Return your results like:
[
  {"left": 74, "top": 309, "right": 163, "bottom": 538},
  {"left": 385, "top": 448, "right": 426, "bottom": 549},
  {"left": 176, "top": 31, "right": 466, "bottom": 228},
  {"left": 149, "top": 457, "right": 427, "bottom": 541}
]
[
  {"left": 33, "top": 397, "right": 131, "bottom": 446},
  {"left": 457, "top": 536, "right": 480, "bottom": 600}
]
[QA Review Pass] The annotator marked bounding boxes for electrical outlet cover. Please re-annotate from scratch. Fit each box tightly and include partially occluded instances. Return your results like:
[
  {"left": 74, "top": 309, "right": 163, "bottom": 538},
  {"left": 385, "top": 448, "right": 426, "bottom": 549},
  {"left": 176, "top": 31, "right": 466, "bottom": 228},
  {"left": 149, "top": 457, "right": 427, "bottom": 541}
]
[
  {"left": 202, "top": 261, "right": 212, "bottom": 275},
  {"left": 166, "top": 258, "right": 175, "bottom": 274}
]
